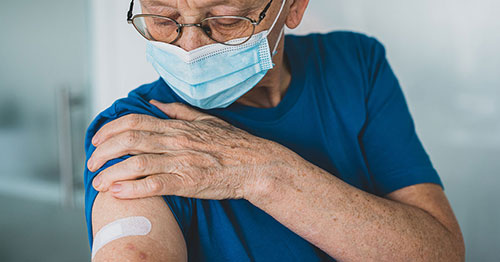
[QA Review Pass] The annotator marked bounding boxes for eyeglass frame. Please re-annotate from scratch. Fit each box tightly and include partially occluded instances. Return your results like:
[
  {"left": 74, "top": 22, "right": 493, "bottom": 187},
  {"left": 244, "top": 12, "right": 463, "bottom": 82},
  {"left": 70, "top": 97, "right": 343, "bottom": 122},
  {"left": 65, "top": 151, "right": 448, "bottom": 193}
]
[{"left": 126, "top": 0, "right": 274, "bottom": 46}]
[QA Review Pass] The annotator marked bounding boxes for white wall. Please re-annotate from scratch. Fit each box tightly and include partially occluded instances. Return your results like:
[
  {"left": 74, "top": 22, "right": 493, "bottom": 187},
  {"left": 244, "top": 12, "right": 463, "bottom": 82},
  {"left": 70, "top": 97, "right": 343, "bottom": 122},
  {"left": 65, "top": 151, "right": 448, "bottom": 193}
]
[
  {"left": 91, "top": 1, "right": 500, "bottom": 260},
  {"left": 1, "top": 0, "right": 89, "bottom": 194},
  {"left": 89, "top": 0, "right": 158, "bottom": 118}
]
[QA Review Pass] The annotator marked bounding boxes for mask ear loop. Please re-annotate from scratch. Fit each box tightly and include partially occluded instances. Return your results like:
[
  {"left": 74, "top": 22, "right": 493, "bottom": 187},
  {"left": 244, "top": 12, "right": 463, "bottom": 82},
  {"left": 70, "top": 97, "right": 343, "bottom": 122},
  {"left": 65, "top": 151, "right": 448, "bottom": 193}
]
[
  {"left": 272, "top": 28, "right": 285, "bottom": 56},
  {"left": 268, "top": 0, "right": 287, "bottom": 35},
  {"left": 267, "top": 0, "right": 287, "bottom": 58}
]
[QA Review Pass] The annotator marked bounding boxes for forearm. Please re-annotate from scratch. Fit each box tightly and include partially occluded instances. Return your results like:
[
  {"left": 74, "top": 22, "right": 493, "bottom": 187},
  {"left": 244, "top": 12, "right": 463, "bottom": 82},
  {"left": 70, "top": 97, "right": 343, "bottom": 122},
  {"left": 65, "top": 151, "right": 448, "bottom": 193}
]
[{"left": 246, "top": 150, "right": 463, "bottom": 261}]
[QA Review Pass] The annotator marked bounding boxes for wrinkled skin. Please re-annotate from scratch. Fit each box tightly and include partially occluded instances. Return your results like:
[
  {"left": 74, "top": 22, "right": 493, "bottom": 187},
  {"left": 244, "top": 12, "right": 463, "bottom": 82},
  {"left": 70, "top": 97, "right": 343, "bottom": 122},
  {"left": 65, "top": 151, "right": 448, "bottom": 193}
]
[{"left": 88, "top": 100, "right": 294, "bottom": 200}]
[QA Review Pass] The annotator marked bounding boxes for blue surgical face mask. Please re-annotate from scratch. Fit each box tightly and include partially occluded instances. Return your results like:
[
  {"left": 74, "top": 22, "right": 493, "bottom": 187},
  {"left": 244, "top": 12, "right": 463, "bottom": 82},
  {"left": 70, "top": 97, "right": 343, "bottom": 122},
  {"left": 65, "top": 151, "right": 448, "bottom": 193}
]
[{"left": 145, "top": 0, "right": 286, "bottom": 109}]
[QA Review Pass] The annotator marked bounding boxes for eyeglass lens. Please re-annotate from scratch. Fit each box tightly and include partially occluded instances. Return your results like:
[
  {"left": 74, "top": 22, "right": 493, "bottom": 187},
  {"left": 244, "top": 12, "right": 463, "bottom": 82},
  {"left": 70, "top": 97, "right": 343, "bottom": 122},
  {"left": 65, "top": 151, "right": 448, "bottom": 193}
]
[{"left": 133, "top": 16, "right": 255, "bottom": 45}]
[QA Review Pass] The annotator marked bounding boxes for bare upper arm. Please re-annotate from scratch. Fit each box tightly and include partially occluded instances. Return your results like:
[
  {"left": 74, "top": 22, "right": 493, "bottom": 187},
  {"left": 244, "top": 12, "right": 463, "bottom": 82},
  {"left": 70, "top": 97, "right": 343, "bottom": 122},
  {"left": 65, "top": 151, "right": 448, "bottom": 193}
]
[
  {"left": 91, "top": 191, "right": 187, "bottom": 262},
  {"left": 384, "top": 183, "right": 464, "bottom": 247}
]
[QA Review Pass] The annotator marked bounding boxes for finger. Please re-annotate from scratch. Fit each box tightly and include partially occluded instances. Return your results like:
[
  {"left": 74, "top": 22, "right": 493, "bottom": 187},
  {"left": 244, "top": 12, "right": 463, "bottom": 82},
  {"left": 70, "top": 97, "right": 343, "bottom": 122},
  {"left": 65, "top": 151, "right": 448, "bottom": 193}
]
[
  {"left": 92, "top": 154, "right": 175, "bottom": 191},
  {"left": 149, "top": 100, "right": 215, "bottom": 122},
  {"left": 88, "top": 130, "right": 183, "bottom": 172},
  {"left": 110, "top": 175, "right": 181, "bottom": 199},
  {"left": 91, "top": 113, "right": 185, "bottom": 147},
  {"left": 93, "top": 154, "right": 188, "bottom": 192},
  {"left": 93, "top": 149, "right": 219, "bottom": 191}
]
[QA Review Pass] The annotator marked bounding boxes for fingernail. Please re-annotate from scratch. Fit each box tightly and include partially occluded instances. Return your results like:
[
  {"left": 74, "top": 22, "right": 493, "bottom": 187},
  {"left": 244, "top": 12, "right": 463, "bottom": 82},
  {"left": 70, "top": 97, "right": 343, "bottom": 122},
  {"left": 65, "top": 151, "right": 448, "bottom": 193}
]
[
  {"left": 92, "top": 136, "right": 99, "bottom": 145},
  {"left": 111, "top": 184, "right": 122, "bottom": 193},
  {"left": 87, "top": 159, "right": 94, "bottom": 171},
  {"left": 93, "top": 176, "right": 101, "bottom": 188}
]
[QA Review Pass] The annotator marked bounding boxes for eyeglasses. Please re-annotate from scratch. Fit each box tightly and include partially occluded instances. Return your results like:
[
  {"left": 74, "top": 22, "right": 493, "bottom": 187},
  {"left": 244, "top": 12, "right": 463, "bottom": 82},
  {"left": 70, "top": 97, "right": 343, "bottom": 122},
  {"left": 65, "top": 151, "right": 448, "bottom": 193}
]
[{"left": 126, "top": 0, "right": 274, "bottom": 46}]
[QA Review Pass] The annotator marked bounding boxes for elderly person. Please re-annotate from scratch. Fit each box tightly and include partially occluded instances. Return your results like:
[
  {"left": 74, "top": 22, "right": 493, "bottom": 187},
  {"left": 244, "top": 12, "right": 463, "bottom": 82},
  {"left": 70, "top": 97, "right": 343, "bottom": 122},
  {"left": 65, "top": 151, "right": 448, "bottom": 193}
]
[{"left": 84, "top": 0, "right": 465, "bottom": 261}]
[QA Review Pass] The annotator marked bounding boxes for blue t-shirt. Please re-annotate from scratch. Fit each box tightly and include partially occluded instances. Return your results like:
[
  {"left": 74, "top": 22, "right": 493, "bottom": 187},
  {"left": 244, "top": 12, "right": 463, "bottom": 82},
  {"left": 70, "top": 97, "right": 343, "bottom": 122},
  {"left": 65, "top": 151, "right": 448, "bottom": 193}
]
[{"left": 83, "top": 31, "right": 443, "bottom": 261}]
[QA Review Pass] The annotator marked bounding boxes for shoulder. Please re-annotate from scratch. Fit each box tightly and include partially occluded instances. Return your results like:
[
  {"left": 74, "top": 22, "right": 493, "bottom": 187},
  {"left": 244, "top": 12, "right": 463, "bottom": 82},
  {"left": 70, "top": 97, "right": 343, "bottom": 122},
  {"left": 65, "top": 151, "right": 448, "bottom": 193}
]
[
  {"left": 83, "top": 78, "right": 194, "bottom": 248},
  {"left": 84, "top": 78, "right": 175, "bottom": 153},
  {"left": 285, "top": 30, "right": 386, "bottom": 62},
  {"left": 285, "top": 31, "right": 390, "bottom": 100},
  {"left": 285, "top": 31, "right": 389, "bottom": 83},
  {"left": 287, "top": 30, "right": 380, "bottom": 45}
]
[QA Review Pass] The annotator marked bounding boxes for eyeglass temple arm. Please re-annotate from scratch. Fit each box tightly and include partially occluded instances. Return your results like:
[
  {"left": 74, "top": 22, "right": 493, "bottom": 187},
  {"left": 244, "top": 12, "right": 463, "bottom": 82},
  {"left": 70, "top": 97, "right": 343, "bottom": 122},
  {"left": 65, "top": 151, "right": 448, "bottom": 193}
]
[
  {"left": 127, "top": 0, "right": 135, "bottom": 22},
  {"left": 257, "top": 0, "right": 274, "bottom": 23}
]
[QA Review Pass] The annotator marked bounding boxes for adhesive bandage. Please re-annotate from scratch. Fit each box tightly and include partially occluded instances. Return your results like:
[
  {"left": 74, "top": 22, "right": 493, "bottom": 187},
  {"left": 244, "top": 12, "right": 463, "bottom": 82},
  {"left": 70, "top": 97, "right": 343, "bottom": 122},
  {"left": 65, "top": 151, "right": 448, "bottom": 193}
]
[{"left": 91, "top": 216, "right": 152, "bottom": 260}]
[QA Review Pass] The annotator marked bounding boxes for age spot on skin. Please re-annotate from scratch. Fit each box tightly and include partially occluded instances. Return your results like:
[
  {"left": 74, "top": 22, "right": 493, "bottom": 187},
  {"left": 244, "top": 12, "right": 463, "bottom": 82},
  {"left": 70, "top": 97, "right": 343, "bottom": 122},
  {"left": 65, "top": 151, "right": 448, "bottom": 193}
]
[{"left": 125, "top": 242, "right": 135, "bottom": 250}]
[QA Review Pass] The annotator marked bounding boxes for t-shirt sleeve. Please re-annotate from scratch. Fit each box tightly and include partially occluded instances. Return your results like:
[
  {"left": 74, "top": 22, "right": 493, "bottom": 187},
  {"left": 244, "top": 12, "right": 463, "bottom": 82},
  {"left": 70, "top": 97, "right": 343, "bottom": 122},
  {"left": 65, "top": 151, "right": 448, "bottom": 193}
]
[
  {"left": 83, "top": 114, "right": 127, "bottom": 249},
  {"left": 359, "top": 37, "right": 444, "bottom": 196},
  {"left": 83, "top": 110, "right": 193, "bottom": 251}
]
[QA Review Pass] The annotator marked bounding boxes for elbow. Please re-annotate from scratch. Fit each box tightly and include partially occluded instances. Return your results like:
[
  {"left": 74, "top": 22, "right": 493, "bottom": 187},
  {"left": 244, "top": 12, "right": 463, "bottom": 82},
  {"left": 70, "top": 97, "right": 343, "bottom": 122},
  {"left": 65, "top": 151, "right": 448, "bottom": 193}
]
[
  {"left": 416, "top": 231, "right": 465, "bottom": 262},
  {"left": 453, "top": 233, "right": 466, "bottom": 262},
  {"left": 446, "top": 224, "right": 466, "bottom": 262},
  {"left": 433, "top": 232, "right": 466, "bottom": 262}
]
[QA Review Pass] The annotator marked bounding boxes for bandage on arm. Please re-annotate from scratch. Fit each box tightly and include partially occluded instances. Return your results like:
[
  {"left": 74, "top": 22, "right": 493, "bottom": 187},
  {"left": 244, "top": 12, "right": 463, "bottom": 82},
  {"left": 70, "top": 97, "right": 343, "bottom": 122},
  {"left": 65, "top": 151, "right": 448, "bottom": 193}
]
[{"left": 91, "top": 191, "right": 187, "bottom": 262}]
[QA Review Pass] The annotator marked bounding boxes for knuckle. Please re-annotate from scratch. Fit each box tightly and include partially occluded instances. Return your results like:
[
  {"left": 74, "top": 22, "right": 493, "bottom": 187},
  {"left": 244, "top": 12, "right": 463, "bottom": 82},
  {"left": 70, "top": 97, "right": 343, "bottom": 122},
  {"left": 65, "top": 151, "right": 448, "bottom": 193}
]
[
  {"left": 122, "top": 131, "right": 140, "bottom": 147},
  {"left": 175, "top": 154, "right": 191, "bottom": 166},
  {"left": 166, "top": 119, "right": 183, "bottom": 129},
  {"left": 159, "top": 135, "right": 173, "bottom": 148},
  {"left": 131, "top": 181, "right": 141, "bottom": 195},
  {"left": 153, "top": 120, "right": 164, "bottom": 133},
  {"left": 127, "top": 114, "right": 143, "bottom": 128},
  {"left": 145, "top": 177, "right": 163, "bottom": 194},
  {"left": 176, "top": 134, "right": 190, "bottom": 146},
  {"left": 132, "top": 156, "right": 148, "bottom": 173},
  {"left": 182, "top": 168, "right": 199, "bottom": 185}
]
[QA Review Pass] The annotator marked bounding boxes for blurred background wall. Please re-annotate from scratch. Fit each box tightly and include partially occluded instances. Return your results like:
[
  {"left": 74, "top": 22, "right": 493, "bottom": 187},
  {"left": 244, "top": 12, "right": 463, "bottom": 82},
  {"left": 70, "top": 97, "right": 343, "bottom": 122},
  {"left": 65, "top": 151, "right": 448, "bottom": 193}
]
[
  {"left": 0, "top": 0, "right": 91, "bottom": 260},
  {"left": 1, "top": 0, "right": 499, "bottom": 261}
]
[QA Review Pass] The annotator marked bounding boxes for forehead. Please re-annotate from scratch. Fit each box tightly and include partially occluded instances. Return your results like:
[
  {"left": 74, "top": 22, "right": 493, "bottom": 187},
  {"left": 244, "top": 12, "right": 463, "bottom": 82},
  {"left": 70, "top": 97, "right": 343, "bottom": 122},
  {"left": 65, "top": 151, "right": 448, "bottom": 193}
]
[{"left": 140, "top": 0, "right": 264, "bottom": 9}]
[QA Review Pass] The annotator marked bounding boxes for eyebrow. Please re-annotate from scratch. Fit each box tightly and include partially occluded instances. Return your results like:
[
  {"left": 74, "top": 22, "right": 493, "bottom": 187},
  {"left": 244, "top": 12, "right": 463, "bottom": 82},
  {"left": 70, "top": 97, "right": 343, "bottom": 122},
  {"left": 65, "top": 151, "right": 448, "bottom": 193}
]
[{"left": 140, "top": 0, "right": 174, "bottom": 8}]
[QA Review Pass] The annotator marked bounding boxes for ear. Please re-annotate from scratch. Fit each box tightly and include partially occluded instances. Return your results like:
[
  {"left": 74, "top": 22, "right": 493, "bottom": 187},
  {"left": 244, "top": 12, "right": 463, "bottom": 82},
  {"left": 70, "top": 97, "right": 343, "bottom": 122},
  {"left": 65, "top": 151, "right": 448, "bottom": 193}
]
[{"left": 285, "top": 0, "right": 310, "bottom": 29}]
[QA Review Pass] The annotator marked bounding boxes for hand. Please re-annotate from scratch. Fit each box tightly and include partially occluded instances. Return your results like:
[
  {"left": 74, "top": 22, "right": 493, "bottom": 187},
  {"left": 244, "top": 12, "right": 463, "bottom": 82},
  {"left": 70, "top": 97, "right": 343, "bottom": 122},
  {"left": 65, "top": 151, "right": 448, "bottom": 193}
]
[{"left": 87, "top": 100, "right": 291, "bottom": 200}]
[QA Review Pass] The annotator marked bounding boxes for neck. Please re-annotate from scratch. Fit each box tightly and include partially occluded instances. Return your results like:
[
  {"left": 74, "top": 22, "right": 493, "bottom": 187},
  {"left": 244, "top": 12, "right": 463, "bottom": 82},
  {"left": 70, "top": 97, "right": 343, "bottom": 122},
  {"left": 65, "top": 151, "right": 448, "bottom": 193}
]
[{"left": 234, "top": 37, "right": 292, "bottom": 108}]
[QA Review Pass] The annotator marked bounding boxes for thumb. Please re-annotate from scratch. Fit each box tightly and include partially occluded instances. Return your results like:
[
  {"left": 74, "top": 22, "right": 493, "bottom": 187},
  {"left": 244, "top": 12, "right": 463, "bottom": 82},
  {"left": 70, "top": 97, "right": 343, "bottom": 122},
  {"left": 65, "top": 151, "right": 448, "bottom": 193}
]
[{"left": 149, "top": 100, "right": 213, "bottom": 121}]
